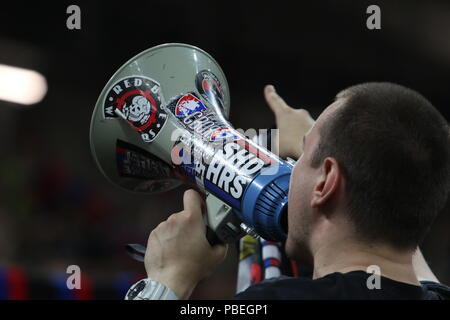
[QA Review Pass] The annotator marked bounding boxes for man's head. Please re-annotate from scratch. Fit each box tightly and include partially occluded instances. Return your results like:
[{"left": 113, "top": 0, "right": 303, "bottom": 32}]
[{"left": 286, "top": 82, "right": 450, "bottom": 263}]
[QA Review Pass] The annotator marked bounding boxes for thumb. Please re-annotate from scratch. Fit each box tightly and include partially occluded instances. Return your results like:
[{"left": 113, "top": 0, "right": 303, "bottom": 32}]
[
  {"left": 264, "top": 85, "right": 290, "bottom": 116},
  {"left": 183, "top": 189, "right": 204, "bottom": 219}
]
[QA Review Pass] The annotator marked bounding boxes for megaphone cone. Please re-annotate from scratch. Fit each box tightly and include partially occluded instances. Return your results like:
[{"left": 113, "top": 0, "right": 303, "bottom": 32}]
[{"left": 90, "top": 43, "right": 292, "bottom": 242}]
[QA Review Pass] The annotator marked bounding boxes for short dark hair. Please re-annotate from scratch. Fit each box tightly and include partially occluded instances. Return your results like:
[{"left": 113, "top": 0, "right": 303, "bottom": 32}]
[{"left": 311, "top": 82, "right": 450, "bottom": 250}]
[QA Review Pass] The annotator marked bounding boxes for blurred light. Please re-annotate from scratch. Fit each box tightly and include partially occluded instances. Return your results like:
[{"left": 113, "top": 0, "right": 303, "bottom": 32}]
[{"left": 0, "top": 64, "right": 47, "bottom": 105}]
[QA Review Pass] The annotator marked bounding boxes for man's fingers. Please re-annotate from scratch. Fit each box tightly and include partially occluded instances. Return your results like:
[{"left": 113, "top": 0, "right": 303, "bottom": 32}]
[
  {"left": 182, "top": 189, "right": 204, "bottom": 218},
  {"left": 264, "top": 84, "right": 290, "bottom": 115}
]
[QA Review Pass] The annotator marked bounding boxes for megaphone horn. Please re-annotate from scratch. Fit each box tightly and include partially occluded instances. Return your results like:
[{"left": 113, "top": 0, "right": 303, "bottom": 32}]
[{"left": 90, "top": 43, "right": 292, "bottom": 243}]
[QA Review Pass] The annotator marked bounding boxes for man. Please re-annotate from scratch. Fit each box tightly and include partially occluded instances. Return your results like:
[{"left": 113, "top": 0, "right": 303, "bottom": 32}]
[{"left": 126, "top": 82, "right": 450, "bottom": 300}]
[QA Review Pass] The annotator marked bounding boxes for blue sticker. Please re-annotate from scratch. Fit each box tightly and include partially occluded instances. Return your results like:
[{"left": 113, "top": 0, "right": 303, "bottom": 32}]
[{"left": 175, "top": 93, "right": 206, "bottom": 117}]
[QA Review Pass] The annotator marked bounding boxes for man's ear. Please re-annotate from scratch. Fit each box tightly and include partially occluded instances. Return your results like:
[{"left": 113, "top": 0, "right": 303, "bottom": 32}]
[{"left": 311, "top": 157, "right": 341, "bottom": 208}]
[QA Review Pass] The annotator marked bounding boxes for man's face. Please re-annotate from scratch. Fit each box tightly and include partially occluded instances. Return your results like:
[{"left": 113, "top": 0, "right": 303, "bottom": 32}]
[{"left": 285, "top": 99, "right": 344, "bottom": 263}]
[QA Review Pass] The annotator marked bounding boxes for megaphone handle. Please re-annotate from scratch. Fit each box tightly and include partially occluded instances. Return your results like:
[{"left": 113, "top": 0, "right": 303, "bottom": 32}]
[
  {"left": 206, "top": 226, "right": 223, "bottom": 246},
  {"left": 205, "top": 194, "right": 247, "bottom": 244}
]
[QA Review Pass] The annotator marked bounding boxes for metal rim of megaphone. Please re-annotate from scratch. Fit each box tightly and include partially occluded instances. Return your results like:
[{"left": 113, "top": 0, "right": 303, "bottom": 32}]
[
  {"left": 89, "top": 43, "right": 231, "bottom": 195},
  {"left": 99, "top": 43, "right": 231, "bottom": 119}
]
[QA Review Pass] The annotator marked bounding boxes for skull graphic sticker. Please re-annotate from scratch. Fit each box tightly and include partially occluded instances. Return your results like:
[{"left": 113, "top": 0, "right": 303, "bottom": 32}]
[
  {"left": 123, "top": 95, "right": 151, "bottom": 124},
  {"left": 103, "top": 76, "right": 167, "bottom": 143}
]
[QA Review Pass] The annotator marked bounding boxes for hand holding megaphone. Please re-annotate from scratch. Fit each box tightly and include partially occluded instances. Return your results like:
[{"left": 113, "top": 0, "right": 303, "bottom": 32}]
[
  {"left": 90, "top": 44, "right": 292, "bottom": 246},
  {"left": 143, "top": 189, "right": 228, "bottom": 299}
]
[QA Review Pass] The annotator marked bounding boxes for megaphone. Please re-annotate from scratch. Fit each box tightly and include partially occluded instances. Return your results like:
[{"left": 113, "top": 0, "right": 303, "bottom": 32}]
[{"left": 90, "top": 43, "right": 292, "bottom": 243}]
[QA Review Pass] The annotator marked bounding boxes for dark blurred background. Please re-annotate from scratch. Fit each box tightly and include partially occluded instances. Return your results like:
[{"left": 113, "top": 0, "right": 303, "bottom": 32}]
[{"left": 0, "top": 0, "right": 449, "bottom": 299}]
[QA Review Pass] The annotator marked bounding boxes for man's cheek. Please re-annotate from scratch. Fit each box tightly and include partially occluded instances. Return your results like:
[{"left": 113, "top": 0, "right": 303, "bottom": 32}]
[
  {"left": 289, "top": 161, "right": 301, "bottom": 189},
  {"left": 287, "top": 179, "right": 302, "bottom": 231}
]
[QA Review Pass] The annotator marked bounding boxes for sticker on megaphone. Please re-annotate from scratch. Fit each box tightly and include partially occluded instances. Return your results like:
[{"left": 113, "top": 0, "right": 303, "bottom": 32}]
[
  {"left": 102, "top": 76, "right": 168, "bottom": 143},
  {"left": 171, "top": 128, "right": 278, "bottom": 210}
]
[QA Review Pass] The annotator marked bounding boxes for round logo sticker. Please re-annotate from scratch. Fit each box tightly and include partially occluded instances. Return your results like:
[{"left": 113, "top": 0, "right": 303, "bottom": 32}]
[
  {"left": 174, "top": 93, "right": 206, "bottom": 117},
  {"left": 195, "top": 70, "right": 225, "bottom": 111},
  {"left": 103, "top": 76, "right": 167, "bottom": 143}
]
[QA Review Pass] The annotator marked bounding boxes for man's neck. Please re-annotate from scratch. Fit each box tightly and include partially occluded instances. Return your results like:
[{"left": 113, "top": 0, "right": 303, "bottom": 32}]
[{"left": 312, "top": 238, "right": 420, "bottom": 286}]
